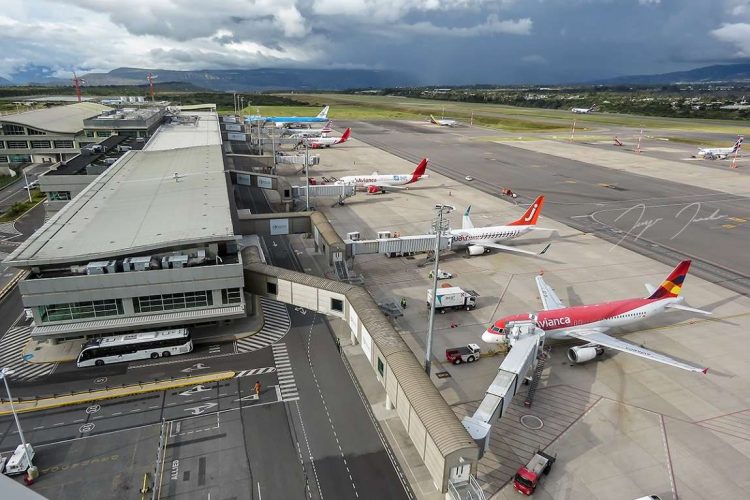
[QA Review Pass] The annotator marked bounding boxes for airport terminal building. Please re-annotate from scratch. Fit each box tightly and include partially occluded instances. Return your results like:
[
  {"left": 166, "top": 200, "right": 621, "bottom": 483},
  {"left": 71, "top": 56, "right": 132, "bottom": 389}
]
[{"left": 3, "top": 111, "right": 245, "bottom": 341}]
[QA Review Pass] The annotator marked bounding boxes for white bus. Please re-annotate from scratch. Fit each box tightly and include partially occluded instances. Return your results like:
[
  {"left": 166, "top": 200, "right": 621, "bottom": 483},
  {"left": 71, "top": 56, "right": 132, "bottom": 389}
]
[{"left": 77, "top": 328, "right": 193, "bottom": 367}]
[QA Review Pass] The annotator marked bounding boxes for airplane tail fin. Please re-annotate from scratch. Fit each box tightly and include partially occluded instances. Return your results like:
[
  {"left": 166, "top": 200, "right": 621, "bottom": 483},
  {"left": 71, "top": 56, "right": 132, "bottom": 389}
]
[
  {"left": 430, "top": 115, "right": 438, "bottom": 125},
  {"left": 648, "top": 260, "right": 691, "bottom": 299},
  {"left": 462, "top": 206, "right": 474, "bottom": 229},
  {"left": 733, "top": 136, "right": 744, "bottom": 152},
  {"left": 408, "top": 158, "right": 428, "bottom": 183},
  {"left": 338, "top": 128, "right": 351, "bottom": 143},
  {"left": 509, "top": 195, "right": 545, "bottom": 226},
  {"left": 317, "top": 106, "right": 330, "bottom": 119}
]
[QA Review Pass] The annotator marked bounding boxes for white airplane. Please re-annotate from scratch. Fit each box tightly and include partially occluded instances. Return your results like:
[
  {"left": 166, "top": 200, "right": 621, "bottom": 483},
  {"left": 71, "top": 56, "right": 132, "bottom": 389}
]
[
  {"left": 694, "top": 136, "right": 743, "bottom": 159},
  {"left": 334, "top": 158, "right": 428, "bottom": 193},
  {"left": 571, "top": 104, "right": 596, "bottom": 114},
  {"left": 266, "top": 106, "right": 330, "bottom": 127},
  {"left": 450, "top": 195, "right": 553, "bottom": 256},
  {"left": 481, "top": 260, "right": 711, "bottom": 374},
  {"left": 283, "top": 121, "right": 333, "bottom": 138},
  {"left": 430, "top": 114, "right": 458, "bottom": 127},
  {"left": 302, "top": 128, "right": 351, "bottom": 149}
]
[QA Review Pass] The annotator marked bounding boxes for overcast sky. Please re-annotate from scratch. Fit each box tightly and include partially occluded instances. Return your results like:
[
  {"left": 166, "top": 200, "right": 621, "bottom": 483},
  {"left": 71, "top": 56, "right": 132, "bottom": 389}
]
[{"left": 1, "top": 0, "right": 749, "bottom": 84}]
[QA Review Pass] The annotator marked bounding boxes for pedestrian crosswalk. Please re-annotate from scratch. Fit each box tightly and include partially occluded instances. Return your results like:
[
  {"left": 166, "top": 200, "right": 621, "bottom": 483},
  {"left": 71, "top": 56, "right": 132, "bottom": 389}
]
[
  {"left": 0, "top": 325, "right": 57, "bottom": 381},
  {"left": 235, "top": 297, "right": 291, "bottom": 353},
  {"left": 0, "top": 221, "right": 21, "bottom": 240},
  {"left": 235, "top": 367, "right": 276, "bottom": 378},
  {"left": 272, "top": 343, "right": 299, "bottom": 402}
]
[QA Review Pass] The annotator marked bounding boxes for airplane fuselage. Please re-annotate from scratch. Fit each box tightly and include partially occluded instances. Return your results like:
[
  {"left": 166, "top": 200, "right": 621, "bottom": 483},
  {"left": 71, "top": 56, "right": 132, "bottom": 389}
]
[
  {"left": 482, "top": 296, "right": 680, "bottom": 343},
  {"left": 335, "top": 174, "right": 416, "bottom": 188},
  {"left": 449, "top": 225, "right": 531, "bottom": 248}
]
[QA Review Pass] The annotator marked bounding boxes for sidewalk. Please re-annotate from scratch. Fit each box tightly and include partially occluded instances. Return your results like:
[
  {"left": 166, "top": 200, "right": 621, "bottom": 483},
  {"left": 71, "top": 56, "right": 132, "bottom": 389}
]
[
  {"left": 0, "top": 370, "right": 235, "bottom": 415},
  {"left": 288, "top": 233, "right": 442, "bottom": 499}
]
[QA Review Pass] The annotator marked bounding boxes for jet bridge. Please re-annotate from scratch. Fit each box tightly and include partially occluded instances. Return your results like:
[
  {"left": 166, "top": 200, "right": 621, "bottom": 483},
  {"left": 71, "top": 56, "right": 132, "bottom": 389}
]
[
  {"left": 462, "top": 320, "right": 546, "bottom": 458},
  {"left": 346, "top": 234, "right": 453, "bottom": 257}
]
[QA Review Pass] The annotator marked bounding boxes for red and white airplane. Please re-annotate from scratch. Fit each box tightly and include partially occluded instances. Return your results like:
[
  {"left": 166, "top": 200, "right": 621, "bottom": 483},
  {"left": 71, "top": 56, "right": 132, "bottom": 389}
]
[
  {"left": 481, "top": 260, "right": 711, "bottom": 373},
  {"left": 334, "top": 158, "right": 428, "bottom": 193},
  {"left": 451, "top": 195, "right": 552, "bottom": 256},
  {"left": 302, "top": 128, "right": 351, "bottom": 148},
  {"left": 430, "top": 114, "right": 458, "bottom": 127}
]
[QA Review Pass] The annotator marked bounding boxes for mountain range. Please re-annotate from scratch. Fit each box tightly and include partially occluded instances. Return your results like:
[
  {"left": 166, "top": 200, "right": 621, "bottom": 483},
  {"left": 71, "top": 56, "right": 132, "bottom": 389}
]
[
  {"left": 0, "top": 67, "right": 417, "bottom": 90},
  {"left": 592, "top": 63, "right": 750, "bottom": 85}
]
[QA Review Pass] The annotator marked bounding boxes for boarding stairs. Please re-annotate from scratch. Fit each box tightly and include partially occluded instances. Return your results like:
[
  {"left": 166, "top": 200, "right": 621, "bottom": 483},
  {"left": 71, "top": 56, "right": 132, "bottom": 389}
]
[{"left": 524, "top": 346, "right": 551, "bottom": 408}]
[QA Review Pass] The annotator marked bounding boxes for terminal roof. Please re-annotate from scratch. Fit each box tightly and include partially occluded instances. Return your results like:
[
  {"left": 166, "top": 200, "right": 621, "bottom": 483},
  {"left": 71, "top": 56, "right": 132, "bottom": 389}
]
[
  {"left": 5, "top": 143, "right": 232, "bottom": 267},
  {"left": 0, "top": 102, "right": 111, "bottom": 134}
]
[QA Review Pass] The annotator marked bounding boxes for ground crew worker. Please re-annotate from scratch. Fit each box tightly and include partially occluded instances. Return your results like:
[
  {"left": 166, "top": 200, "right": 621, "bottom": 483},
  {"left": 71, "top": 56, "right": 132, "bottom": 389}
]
[
  {"left": 400, "top": 297, "right": 407, "bottom": 309},
  {"left": 254, "top": 380, "right": 262, "bottom": 397}
]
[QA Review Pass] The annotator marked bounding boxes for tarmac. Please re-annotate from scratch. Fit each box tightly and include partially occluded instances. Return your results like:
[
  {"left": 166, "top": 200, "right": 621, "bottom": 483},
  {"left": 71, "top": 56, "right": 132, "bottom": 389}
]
[{"left": 287, "top": 124, "right": 750, "bottom": 500}]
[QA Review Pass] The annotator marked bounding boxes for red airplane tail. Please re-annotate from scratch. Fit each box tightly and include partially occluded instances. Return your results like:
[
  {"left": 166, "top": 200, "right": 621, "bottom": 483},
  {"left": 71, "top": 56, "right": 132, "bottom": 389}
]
[
  {"left": 649, "top": 260, "right": 691, "bottom": 299},
  {"left": 408, "top": 158, "right": 428, "bottom": 183},
  {"left": 509, "top": 195, "right": 545, "bottom": 226},
  {"left": 337, "top": 128, "right": 351, "bottom": 144}
]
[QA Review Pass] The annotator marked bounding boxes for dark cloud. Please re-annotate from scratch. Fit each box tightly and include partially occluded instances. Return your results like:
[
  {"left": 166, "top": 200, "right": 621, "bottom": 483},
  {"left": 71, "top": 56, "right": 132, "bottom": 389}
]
[{"left": 0, "top": 0, "right": 743, "bottom": 83}]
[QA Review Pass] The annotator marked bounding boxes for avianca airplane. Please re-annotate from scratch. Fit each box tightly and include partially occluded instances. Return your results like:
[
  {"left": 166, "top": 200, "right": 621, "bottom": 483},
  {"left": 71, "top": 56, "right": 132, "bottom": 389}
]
[
  {"left": 430, "top": 115, "right": 458, "bottom": 127},
  {"left": 571, "top": 104, "right": 596, "bottom": 114},
  {"left": 263, "top": 106, "right": 330, "bottom": 126},
  {"left": 335, "top": 158, "right": 428, "bottom": 193},
  {"left": 450, "top": 196, "right": 553, "bottom": 256},
  {"left": 695, "top": 136, "right": 743, "bottom": 159},
  {"left": 303, "top": 128, "right": 351, "bottom": 148},
  {"left": 481, "top": 260, "right": 711, "bottom": 373}
]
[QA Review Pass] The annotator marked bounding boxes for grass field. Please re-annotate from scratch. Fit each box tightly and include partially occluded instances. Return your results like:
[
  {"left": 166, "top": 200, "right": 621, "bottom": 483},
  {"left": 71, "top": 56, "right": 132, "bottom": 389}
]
[{"left": 280, "top": 93, "right": 750, "bottom": 134}]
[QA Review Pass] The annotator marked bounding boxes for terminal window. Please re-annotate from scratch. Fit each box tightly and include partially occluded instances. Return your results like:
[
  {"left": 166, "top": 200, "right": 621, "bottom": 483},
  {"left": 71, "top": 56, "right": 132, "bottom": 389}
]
[
  {"left": 39, "top": 299, "right": 124, "bottom": 323},
  {"left": 2, "top": 124, "right": 25, "bottom": 135},
  {"left": 133, "top": 290, "right": 213, "bottom": 313},
  {"left": 26, "top": 128, "right": 46, "bottom": 135},
  {"left": 267, "top": 282, "right": 277, "bottom": 295},
  {"left": 85, "top": 131, "right": 95, "bottom": 137},
  {"left": 222, "top": 288, "right": 242, "bottom": 304},
  {"left": 331, "top": 298, "right": 344, "bottom": 313},
  {"left": 30, "top": 140, "right": 51, "bottom": 149},
  {"left": 96, "top": 131, "right": 111, "bottom": 137},
  {"left": 53, "top": 140, "right": 74, "bottom": 148},
  {"left": 6, "top": 140, "right": 28, "bottom": 149},
  {"left": 48, "top": 191, "right": 72, "bottom": 201}
]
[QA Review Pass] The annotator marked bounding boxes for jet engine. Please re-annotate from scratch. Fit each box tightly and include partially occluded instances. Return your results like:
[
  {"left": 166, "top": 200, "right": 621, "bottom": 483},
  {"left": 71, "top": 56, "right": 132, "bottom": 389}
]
[
  {"left": 567, "top": 344, "right": 605, "bottom": 364},
  {"left": 367, "top": 185, "right": 383, "bottom": 194},
  {"left": 467, "top": 245, "right": 486, "bottom": 256}
]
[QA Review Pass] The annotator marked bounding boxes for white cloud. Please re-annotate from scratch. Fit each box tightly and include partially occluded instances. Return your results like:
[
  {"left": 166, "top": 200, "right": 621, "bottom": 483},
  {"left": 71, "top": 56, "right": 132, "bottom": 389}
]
[
  {"left": 638, "top": 0, "right": 661, "bottom": 5},
  {"left": 711, "top": 22, "right": 750, "bottom": 57}
]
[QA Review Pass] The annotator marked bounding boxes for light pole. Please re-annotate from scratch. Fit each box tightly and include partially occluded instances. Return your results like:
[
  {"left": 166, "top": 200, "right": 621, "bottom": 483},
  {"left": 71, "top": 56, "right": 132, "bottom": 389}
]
[
  {"left": 1, "top": 368, "right": 38, "bottom": 480},
  {"left": 22, "top": 169, "right": 32, "bottom": 203},
  {"left": 424, "top": 204, "right": 454, "bottom": 375},
  {"left": 304, "top": 140, "right": 310, "bottom": 211}
]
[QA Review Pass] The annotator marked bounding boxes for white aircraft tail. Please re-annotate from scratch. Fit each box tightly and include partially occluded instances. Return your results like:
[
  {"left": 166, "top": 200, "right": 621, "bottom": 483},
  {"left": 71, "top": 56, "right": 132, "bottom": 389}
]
[
  {"left": 317, "top": 106, "right": 330, "bottom": 119},
  {"left": 732, "top": 136, "right": 743, "bottom": 152},
  {"left": 462, "top": 206, "right": 474, "bottom": 229}
]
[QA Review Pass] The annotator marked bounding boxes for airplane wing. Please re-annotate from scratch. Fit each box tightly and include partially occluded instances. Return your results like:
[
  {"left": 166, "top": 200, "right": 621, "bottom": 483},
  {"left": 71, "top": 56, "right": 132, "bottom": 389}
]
[
  {"left": 477, "top": 241, "right": 551, "bottom": 257},
  {"left": 564, "top": 329, "right": 708, "bottom": 374},
  {"left": 535, "top": 275, "right": 566, "bottom": 310}
]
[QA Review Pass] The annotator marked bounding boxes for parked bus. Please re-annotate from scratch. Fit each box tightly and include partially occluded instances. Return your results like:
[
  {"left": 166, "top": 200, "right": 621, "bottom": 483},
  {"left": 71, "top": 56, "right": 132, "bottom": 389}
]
[{"left": 77, "top": 328, "right": 193, "bottom": 367}]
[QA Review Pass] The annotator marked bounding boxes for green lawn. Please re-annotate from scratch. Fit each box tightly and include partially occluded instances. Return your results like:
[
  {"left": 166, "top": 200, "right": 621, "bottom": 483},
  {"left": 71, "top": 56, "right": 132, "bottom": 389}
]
[
  {"left": 0, "top": 190, "right": 45, "bottom": 223},
  {"left": 0, "top": 174, "right": 20, "bottom": 189},
  {"left": 283, "top": 93, "right": 750, "bottom": 134}
]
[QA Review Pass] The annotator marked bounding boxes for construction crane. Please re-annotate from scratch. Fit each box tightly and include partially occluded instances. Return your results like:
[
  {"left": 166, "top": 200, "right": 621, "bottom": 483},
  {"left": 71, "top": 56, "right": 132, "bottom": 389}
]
[
  {"left": 147, "top": 72, "right": 158, "bottom": 102},
  {"left": 72, "top": 71, "right": 85, "bottom": 103}
]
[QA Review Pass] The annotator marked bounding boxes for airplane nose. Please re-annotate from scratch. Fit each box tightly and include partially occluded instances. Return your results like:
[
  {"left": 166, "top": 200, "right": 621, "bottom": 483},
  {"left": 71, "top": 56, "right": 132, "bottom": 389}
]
[{"left": 481, "top": 331, "right": 497, "bottom": 344}]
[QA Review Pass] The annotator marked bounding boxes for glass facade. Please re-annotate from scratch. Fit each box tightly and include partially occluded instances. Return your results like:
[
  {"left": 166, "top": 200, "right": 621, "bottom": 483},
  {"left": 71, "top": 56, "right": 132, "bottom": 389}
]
[
  {"left": 30, "top": 140, "right": 51, "bottom": 149},
  {"left": 133, "top": 290, "right": 213, "bottom": 314},
  {"left": 39, "top": 299, "right": 124, "bottom": 323},
  {"left": 53, "top": 140, "right": 75, "bottom": 148},
  {"left": 6, "top": 140, "right": 28, "bottom": 149},
  {"left": 26, "top": 128, "right": 46, "bottom": 135},
  {"left": 48, "top": 191, "right": 72, "bottom": 201},
  {"left": 2, "top": 124, "right": 25, "bottom": 135}
]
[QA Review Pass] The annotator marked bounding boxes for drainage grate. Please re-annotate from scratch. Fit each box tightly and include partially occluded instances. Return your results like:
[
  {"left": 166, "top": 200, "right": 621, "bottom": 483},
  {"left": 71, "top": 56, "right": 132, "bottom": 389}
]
[{"left": 436, "top": 371, "right": 452, "bottom": 379}]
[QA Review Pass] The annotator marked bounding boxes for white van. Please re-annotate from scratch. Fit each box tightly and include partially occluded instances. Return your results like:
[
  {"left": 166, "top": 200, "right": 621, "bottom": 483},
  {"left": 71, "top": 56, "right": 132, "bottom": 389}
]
[
  {"left": 4, "top": 444, "right": 34, "bottom": 475},
  {"left": 23, "top": 180, "right": 39, "bottom": 191}
]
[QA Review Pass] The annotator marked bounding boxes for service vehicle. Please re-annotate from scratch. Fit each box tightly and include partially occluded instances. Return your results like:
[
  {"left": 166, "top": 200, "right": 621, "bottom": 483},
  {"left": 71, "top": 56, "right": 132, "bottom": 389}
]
[
  {"left": 76, "top": 328, "right": 193, "bottom": 367},
  {"left": 429, "top": 269, "right": 453, "bottom": 280},
  {"left": 23, "top": 180, "right": 39, "bottom": 191},
  {"left": 513, "top": 450, "right": 556, "bottom": 495},
  {"left": 445, "top": 344, "right": 481, "bottom": 364},
  {"left": 427, "top": 286, "right": 477, "bottom": 313},
  {"left": 4, "top": 444, "right": 34, "bottom": 476}
]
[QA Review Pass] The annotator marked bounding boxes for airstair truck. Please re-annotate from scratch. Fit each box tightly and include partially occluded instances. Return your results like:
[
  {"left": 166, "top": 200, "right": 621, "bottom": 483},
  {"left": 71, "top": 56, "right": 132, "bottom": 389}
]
[{"left": 427, "top": 286, "right": 476, "bottom": 313}]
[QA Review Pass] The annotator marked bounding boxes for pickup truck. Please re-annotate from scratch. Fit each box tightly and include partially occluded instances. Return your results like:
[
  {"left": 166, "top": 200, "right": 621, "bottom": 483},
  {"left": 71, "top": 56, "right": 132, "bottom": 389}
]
[
  {"left": 445, "top": 344, "right": 481, "bottom": 365},
  {"left": 513, "top": 450, "right": 555, "bottom": 495},
  {"left": 429, "top": 269, "right": 453, "bottom": 280}
]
